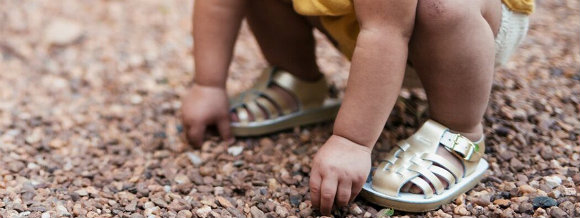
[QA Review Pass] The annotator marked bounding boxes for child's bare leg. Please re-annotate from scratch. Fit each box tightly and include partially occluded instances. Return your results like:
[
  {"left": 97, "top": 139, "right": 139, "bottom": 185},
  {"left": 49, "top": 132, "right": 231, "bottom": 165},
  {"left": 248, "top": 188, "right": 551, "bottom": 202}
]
[
  {"left": 246, "top": 0, "right": 321, "bottom": 81},
  {"left": 404, "top": 0, "right": 502, "bottom": 192},
  {"left": 410, "top": 0, "right": 501, "bottom": 140},
  {"left": 231, "top": 0, "right": 322, "bottom": 122}
]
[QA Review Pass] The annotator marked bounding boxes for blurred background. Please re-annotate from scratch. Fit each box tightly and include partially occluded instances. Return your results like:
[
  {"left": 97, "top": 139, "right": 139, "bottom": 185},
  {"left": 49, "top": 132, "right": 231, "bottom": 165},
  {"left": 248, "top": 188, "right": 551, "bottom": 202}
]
[{"left": 0, "top": 0, "right": 579, "bottom": 218}]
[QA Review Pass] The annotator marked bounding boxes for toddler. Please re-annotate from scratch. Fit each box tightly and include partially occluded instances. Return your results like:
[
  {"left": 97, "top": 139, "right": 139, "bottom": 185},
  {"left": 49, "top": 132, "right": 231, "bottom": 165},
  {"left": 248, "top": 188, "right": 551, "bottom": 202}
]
[{"left": 180, "top": 0, "right": 533, "bottom": 214}]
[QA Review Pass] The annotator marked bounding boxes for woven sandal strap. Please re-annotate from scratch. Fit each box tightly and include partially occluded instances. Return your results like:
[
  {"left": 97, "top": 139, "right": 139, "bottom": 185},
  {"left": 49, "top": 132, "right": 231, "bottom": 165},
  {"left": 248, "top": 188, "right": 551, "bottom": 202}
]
[
  {"left": 430, "top": 165, "right": 456, "bottom": 188},
  {"left": 231, "top": 67, "right": 328, "bottom": 120},
  {"left": 383, "top": 148, "right": 400, "bottom": 166},
  {"left": 271, "top": 70, "right": 327, "bottom": 110},
  {"left": 421, "top": 153, "right": 463, "bottom": 182},
  {"left": 230, "top": 89, "right": 261, "bottom": 109},
  {"left": 396, "top": 141, "right": 411, "bottom": 151},
  {"left": 230, "top": 81, "right": 295, "bottom": 121},
  {"left": 408, "top": 164, "right": 445, "bottom": 195},
  {"left": 262, "top": 89, "right": 294, "bottom": 115},
  {"left": 229, "top": 67, "right": 276, "bottom": 112},
  {"left": 244, "top": 101, "right": 265, "bottom": 122},
  {"left": 378, "top": 141, "right": 409, "bottom": 171},
  {"left": 410, "top": 177, "right": 434, "bottom": 199},
  {"left": 255, "top": 97, "right": 279, "bottom": 118}
]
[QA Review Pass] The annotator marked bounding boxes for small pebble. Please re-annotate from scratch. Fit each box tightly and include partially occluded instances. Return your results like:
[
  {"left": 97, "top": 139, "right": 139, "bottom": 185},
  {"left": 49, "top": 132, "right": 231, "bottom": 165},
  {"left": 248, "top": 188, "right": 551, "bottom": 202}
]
[
  {"left": 468, "top": 191, "right": 491, "bottom": 206},
  {"left": 534, "top": 208, "right": 548, "bottom": 217},
  {"left": 500, "top": 208, "right": 516, "bottom": 218},
  {"left": 56, "top": 203, "right": 70, "bottom": 216},
  {"left": 275, "top": 205, "right": 289, "bottom": 217},
  {"left": 453, "top": 204, "right": 470, "bottom": 216},
  {"left": 349, "top": 204, "right": 363, "bottom": 215},
  {"left": 174, "top": 174, "right": 191, "bottom": 185},
  {"left": 227, "top": 146, "right": 244, "bottom": 156},
  {"left": 44, "top": 18, "right": 83, "bottom": 45},
  {"left": 549, "top": 190, "right": 562, "bottom": 198},
  {"left": 176, "top": 210, "right": 193, "bottom": 218},
  {"left": 562, "top": 188, "right": 576, "bottom": 196},
  {"left": 299, "top": 208, "right": 313, "bottom": 217},
  {"left": 216, "top": 196, "right": 234, "bottom": 208},
  {"left": 125, "top": 201, "right": 137, "bottom": 212},
  {"left": 544, "top": 175, "right": 562, "bottom": 189},
  {"left": 289, "top": 194, "right": 302, "bottom": 207},
  {"left": 363, "top": 212, "right": 372, "bottom": 218},
  {"left": 510, "top": 158, "right": 525, "bottom": 171},
  {"left": 250, "top": 206, "right": 265, "bottom": 218},
  {"left": 532, "top": 196, "right": 558, "bottom": 208},
  {"left": 185, "top": 152, "right": 203, "bottom": 166},
  {"left": 540, "top": 146, "right": 554, "bottom": 160},
  {"left": 494, "top": 199, "right": 511, "bottom": 208},
  {"left": 75, "top": 188, "right": 88, "bottom": 196},
  {"left": 518, "top": 185, "right": 536, "bottom": 194},
  {"left": 519, "top": 202, "right": 534, "bottom": 214},
  {"left": 196, "top": 206, "right": 212, "bottom": 218},
  {"left": 550, "top": 207, "right": 568, "bottom": 218}
]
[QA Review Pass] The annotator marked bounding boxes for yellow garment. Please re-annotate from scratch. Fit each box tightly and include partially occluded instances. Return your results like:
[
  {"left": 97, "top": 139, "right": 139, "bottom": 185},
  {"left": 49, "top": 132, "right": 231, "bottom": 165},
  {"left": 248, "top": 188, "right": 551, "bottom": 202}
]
[
  {"left": 502, "top": 0, "right": 535, "bottom": 14},
  {"left": 293, "top": 0, "right": 358, "bottom": 58},
  {"left": 292, "top": 0, "right": 534, "bottom": 59}
]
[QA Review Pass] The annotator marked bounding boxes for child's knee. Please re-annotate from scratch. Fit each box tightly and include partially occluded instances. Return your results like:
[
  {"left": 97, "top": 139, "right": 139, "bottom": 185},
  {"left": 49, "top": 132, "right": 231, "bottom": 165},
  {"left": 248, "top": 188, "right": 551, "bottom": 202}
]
[{"left": 415, "top": 0, "right": 472, "bottom": 31}]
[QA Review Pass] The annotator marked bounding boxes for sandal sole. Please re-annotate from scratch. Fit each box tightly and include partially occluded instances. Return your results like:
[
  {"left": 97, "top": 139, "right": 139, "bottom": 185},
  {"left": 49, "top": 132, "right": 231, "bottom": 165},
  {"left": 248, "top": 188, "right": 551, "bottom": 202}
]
[
  {"left": 360, "top": 159, "right": 489, "bottom": 212},
  {"left": 231, "top": 99, "right": 341, "bottom": 136}
]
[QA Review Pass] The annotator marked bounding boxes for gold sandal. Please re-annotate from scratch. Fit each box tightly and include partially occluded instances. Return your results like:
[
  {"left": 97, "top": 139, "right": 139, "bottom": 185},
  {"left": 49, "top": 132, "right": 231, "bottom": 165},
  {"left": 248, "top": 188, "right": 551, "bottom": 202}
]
[
  {"left": 360, "top": 120, "right": 488, "bottom": 212},
  {"left": 230, "top": 67, "right": 341, "bottom": 136}
]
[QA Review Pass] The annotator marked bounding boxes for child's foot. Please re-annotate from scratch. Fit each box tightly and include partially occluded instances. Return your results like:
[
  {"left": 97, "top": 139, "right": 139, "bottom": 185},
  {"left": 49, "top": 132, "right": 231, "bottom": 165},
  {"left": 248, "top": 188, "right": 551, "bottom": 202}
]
[
  {"left": 360, "top": 120, "right": 488, "bottom": 212},
  {"left": 228, "top": 67, "right": 341, "bottom": 136},
  {"left": 230, "top": 84, "right": 298, "bottom": 123},
  {"left": 402, "top": 130, "right": 484, "bottom": 194}
]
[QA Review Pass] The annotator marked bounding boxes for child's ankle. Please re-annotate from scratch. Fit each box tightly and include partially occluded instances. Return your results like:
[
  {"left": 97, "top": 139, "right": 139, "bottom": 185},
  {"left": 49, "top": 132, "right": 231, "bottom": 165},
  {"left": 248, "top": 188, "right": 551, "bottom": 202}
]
[
  {"left": 437, "top": 120, "right": 484, "bottom": 142},
  {"left": 453, "top": 124, "right": 484, "bottom": 142},
  {"left": 294, "top": 71, "right": 323, "bottom": 82},
  {"left": 284, "top": 67, "right": 323, "bottom": 82}
]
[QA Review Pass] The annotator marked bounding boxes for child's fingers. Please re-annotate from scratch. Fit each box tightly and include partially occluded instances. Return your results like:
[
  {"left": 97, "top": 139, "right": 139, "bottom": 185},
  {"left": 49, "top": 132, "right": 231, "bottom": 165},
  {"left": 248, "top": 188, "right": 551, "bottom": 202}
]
[
  {"left": 216, "top": 117, "right": 232, "bottom": 142},
  {"left": 319, "top": 175, "right": 338, "bottom": 215},
  {"left": 187, "top": 123, "right": 206, "bottom": 147},
  {"left": 309, "top": 169, "right": 322, "bottom": 209},
  {"left": 349, "top": 179, "right": 364, "bottom": 203},
  {"left": 336, "top": 179, "right": 352, "bottom": 207}
]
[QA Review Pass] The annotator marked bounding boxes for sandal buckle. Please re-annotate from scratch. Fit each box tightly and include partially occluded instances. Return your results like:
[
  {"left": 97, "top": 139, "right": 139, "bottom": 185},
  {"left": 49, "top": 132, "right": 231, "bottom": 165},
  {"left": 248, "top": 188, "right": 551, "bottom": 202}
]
[
  {"left": 442, "top": 132, "right": 480, "bottom": 162},
  {"left": 464, "top": 142, "right": 476, "bottom": 161}
]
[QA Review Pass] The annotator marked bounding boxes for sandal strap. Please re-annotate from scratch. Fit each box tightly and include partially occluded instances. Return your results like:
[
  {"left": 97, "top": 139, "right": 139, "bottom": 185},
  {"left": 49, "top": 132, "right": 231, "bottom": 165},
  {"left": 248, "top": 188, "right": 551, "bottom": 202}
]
[
  {"left": 421, "top": 153, "right": 463, "bottom": 183},
  {"left": 371, "top": 120, "right": 486, "bottom": 199},
  {"left": 410, "top": 177, "right": 434, "bottom": 199},
  {"left": 230, "top": 67, "right": 275, "bottom": 106},
  {"left": 409, "top": 164, "right": 445, "bottom": 195},
  {"left": 271, "top": 70, "right": 328, "bottom": 110},
  {"left": 255, "top": 97, "right": 279, "bottom": 118},
  {"left": 430, "top": 165, "right": 456, "bottom": 188},
  {"left": 245, "top": 101, "right": 265, "bottom": 121},
  {"left": 440, "top": 131, "right": 483, "bottom": 162},
  {"left": 262, "top": 89, "right": 294, "bottom": 115},
  {"left": 231, "top": 67, "right": 329, "bottom": 123}
]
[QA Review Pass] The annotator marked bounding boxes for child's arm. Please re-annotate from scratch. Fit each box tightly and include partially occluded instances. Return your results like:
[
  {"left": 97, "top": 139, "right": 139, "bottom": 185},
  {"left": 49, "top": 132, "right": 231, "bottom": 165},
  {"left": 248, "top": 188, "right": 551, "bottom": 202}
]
[
  {"left": 334, "top": 0, "right": 418, "bottom": 148},
  {"left": 181, "top": 0, "right": 246, "bottom": 146},
  {"left": 310, "top": 0, "right": 418, "bottom": 214},
  {"left": 192, "top": 0, "right": 246, "bottom": 88}
]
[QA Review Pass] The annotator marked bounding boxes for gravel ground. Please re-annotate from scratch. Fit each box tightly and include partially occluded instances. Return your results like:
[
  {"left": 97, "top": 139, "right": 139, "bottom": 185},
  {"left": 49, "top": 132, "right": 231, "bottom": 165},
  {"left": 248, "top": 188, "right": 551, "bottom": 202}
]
[{"left": 1, "top": 0, "right": 579, "bottom": 218}]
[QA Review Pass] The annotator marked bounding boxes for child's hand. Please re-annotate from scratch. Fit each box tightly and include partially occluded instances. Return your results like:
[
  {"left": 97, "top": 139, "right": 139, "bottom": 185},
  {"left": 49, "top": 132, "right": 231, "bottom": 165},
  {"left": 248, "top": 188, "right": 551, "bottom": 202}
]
[
  {"left": 180, "top": 84, "right": 232, "bottom": 147},
  {"left": 309, "top": 135, "right": 371, "bottom": 215}
]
